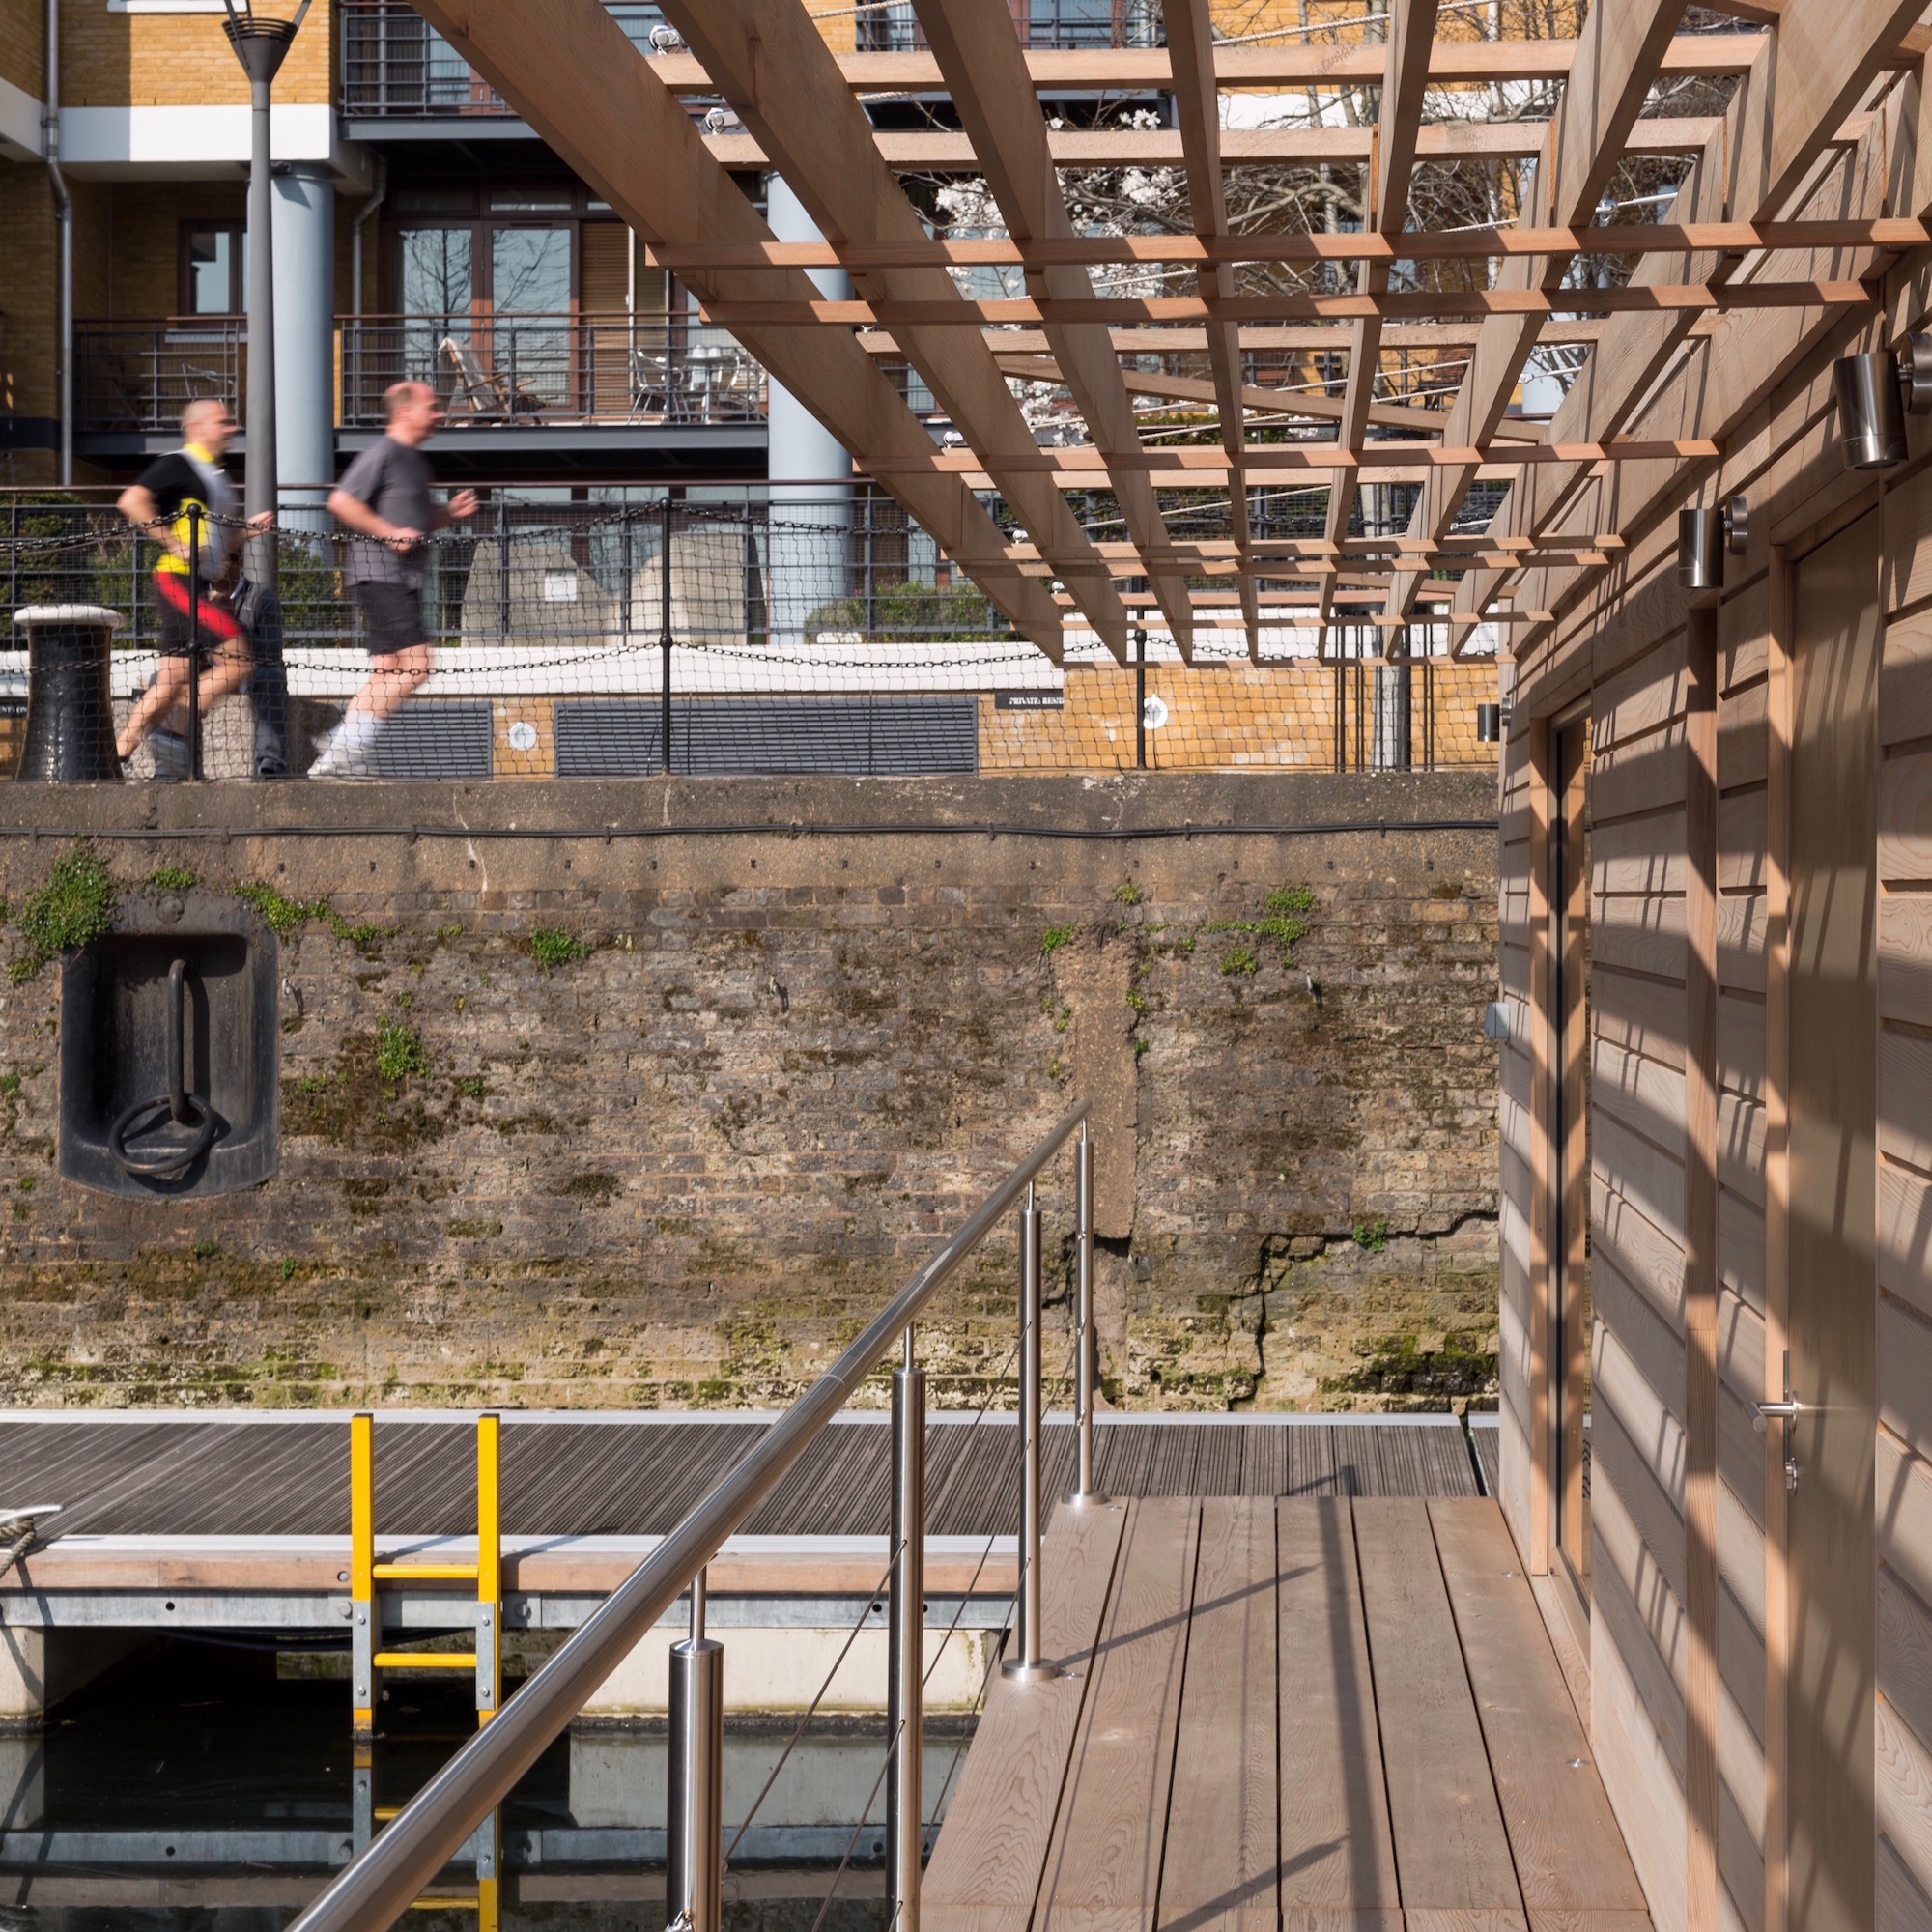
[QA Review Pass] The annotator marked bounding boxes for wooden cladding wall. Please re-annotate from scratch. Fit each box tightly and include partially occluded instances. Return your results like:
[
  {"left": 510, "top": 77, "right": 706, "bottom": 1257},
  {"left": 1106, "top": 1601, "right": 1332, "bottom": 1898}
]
[
  {"left": 1874, "top": 469, "right": 1932, "bottom": 1926},
  {"left": 1585, "top": 625, "right": 1698, "bottom": 1932},
  {"left": 1497, "top": 714, "right": 1537, "bottom": 1566}
]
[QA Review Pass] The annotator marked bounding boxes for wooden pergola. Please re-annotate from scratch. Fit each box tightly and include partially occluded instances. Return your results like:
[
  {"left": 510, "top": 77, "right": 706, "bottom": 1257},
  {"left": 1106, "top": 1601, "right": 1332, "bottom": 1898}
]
[{"left": 410, "top": 0, "right": 1932, "bottom": 667}]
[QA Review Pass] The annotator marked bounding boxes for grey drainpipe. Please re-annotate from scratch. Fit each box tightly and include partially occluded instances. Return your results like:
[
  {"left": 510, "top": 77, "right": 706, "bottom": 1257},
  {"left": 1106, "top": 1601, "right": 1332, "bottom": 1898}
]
[
  {"left": 350, "top": 154, "right": 385, "bottom": 427},
  {"left": 44, "top": 0, "right": 71, "bottom": 485}
]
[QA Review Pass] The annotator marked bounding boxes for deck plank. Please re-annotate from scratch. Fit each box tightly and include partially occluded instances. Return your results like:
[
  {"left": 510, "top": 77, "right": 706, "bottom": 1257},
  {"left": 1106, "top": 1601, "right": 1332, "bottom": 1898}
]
[
  {"left": 1156, "top": 1496, "right": 1276, "bottom": 1932},
  {"left": 1350, "top": 1498, "right": 1521, "bottom": 1914},
  {"left": 923, "top": 1498, "right": 1129, "bottom": 1932},
  {"left": 1276, "top": 1500, "right": 1401, "bottom": 1918},
  {"left": 1035, "top": 1497, "right": 1200, "bottom": 1932},
  {"left": 1428, "top": 1499, "right": 1647, "bottom": 1915}
]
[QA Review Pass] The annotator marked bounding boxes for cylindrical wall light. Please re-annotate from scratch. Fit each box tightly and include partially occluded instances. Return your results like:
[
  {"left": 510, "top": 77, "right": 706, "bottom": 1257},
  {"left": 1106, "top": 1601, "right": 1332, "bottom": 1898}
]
[
  {"left": 1678, "top": 496, "right": 1748, "bottom": 594},
  {"left": 1476, "top": 702, "right": 1501, "bottom": 744},
  {"left": 1834, "top": 349, "right": 1910, "bottom": 470}
]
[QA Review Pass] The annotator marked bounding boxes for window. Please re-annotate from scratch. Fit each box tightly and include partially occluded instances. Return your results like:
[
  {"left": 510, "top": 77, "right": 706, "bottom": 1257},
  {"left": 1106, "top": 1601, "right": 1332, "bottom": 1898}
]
[{"left": 182, "top": 222, "right": 244, "bottom": 315}]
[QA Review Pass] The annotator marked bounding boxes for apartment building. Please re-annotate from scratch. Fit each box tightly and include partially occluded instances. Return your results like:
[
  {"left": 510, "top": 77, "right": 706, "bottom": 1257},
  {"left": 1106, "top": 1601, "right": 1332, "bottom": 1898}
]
[{"left": 0, "top": 0, "right": 1184, "bottom": 497}]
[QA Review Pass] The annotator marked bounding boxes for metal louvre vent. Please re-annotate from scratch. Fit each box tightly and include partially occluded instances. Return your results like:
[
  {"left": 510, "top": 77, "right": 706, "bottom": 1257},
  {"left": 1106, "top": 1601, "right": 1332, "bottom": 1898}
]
[
  {"left": 365, "top": 703, "right": 496, "bottom": 780},
  {"left": 554, "top": 696, "right": 978, "bottom": 777}
]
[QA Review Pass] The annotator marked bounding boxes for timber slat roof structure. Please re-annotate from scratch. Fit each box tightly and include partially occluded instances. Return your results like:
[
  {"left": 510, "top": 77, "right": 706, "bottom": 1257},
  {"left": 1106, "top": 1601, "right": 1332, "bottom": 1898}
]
[{"left": 406, "top": 0, "right": 1932, "bottom": 666}]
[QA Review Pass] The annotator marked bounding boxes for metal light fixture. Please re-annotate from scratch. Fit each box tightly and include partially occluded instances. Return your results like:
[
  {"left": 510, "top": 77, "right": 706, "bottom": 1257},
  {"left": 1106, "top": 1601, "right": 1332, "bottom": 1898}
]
[
  {"left": 1677, "top": 495, "right": 1748, "bottom": 594},
  {"left": 1833, "top": 332, "right": 1932, "bottom": 471},
  {"left": 1476, "top": 702, "right": 1502, "bottom": 743}
]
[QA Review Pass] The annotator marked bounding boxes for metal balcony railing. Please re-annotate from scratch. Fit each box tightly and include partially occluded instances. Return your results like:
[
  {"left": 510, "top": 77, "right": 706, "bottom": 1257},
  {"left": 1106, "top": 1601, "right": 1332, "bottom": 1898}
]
[
  {"left": 73, "top": 322, "right": 246, "bottom": 437},
  {"left": 339, "top": 0, "right": 668, "bottom": 116},
  {"left": 338, "top": 314, "right": 767, "bottom": 428},
  {"left": 71, "top": 317, "right": 774, "bottom": 434},
  {"left": 858, "top": 0, "right": 1162, "bottom": 50}
]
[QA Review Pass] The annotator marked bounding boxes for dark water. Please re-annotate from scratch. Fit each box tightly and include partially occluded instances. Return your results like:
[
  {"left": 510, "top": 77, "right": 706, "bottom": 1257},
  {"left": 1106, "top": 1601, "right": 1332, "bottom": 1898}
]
[{"left": 0, "top": 1642, "right": 962, "bottom": 1930}]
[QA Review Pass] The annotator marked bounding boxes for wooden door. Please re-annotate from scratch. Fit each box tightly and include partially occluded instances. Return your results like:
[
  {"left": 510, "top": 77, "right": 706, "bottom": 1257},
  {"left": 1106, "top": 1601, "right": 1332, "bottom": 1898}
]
[{"left": 1785, "top": 509, "right": 1879, "bottom": 1932}]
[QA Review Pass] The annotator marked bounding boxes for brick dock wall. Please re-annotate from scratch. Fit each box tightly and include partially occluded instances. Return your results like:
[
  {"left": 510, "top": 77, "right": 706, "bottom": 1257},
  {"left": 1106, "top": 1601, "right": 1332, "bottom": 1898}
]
[{"left": 0, "top": 773, "right": 1500, "bottom": 1412}]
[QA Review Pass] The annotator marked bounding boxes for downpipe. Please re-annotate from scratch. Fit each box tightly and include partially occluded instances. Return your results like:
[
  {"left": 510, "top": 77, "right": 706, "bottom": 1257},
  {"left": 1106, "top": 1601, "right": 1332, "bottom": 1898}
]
[{"left": 44, "top": 0, "right": 71, "bottom": 485}]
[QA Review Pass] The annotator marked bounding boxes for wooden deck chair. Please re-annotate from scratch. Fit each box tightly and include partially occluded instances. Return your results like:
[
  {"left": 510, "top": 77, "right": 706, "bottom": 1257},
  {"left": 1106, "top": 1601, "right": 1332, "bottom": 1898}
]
[{"left": 438, "top": 335, "right": 510, "bottom": 418}]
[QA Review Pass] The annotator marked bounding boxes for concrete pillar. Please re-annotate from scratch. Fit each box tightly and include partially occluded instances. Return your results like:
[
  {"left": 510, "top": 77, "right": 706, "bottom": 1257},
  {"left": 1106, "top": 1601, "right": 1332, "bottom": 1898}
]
[
  {"left": 765, "top": 174, "right": 853, "bottom": 645},
  {"left": 1373, "top": 654, "right": 1411, "bottom": 771},
  {"left": 271, "top": 162, "right": 336, "bottom": 528},
  {"left": 0, "top": 1736, "right": 43, "bottom": 1829}
]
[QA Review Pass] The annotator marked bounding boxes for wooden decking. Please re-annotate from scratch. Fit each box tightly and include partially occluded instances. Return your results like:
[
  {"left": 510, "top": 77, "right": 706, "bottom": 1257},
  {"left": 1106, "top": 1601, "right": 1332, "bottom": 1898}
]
[
  {"left": 0, "top": 1413, "right": 1487, "bottom": 1539},
  {"left": 924, "top": 1495, "right": 1651, "bottom": 1932}
]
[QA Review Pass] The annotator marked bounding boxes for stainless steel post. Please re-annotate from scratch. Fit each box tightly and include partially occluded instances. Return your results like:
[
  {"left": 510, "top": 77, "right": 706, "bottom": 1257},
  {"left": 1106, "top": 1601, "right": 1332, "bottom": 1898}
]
[
  {"left": 1004, "top": 1184, "right": 1058, "bottom": 1683},
  {"left": 888, "top": 1329, "right": 924, "bottom": 1931},
  {"left": 1069, "top": 1125, "right": 1106, "bottom": 1508},
  {"left": 667, "top": 1569, "right": 722, "bottom": 1932}
]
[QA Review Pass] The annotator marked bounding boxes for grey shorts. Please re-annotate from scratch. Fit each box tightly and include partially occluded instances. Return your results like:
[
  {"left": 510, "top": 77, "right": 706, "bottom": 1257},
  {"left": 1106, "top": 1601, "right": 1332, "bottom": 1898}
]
[{"left": 352, "top": 580, "right": 428, "bottom": 656}]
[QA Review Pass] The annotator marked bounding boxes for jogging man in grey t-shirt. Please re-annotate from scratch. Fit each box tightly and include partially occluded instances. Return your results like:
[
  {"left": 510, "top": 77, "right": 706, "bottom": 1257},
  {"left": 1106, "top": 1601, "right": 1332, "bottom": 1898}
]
[{"left": 312, "top": 380, "right": 477, "bottom": 778}]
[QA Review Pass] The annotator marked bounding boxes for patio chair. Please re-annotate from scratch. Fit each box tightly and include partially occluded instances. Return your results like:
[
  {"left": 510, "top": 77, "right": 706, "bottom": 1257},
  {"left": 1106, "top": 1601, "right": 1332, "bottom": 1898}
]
[{"left": 438, "top": 335, "right": 511, "bottom": 418}]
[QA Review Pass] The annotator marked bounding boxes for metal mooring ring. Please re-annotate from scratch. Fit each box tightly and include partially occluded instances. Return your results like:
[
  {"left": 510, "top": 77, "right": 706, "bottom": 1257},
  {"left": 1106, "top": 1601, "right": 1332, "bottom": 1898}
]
[{"left": 109, "top": 1092, "right": 217, "bottom": 1179}]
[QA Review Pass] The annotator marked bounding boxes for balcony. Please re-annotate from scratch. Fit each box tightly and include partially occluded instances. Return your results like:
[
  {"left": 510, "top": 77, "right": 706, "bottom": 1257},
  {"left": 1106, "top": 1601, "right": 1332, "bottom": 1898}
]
[
  {"left": 73, "top": 317, "right": 768, "bottom": 437},
  {"left": 338, "top": 0, "right": 1161, "bottom": 120},
  {"left": 857, "top": 0, "right": 1161, "bottom": 50},
  {"left": 340, "top": 315, "right": 766, "bottom": 428},
  {"left": 339, "top": 0, "right": 668, "bottom": 120}
]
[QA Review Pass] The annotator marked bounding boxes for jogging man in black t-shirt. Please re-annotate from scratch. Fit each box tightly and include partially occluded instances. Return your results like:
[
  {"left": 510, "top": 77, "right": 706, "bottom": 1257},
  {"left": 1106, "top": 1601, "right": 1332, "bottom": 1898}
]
[
  {"left": 311, "top": 380, "right": 476, "bottom": 778},
  {"left": 114, "top": 397, "right": 272, "bottom": 775}
]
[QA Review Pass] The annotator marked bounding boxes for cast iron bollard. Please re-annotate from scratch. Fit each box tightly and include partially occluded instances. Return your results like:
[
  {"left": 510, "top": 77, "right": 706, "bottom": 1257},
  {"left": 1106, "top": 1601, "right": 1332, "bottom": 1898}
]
[{"left": 12, "top": 605, "right": 125, "bottom": 782}]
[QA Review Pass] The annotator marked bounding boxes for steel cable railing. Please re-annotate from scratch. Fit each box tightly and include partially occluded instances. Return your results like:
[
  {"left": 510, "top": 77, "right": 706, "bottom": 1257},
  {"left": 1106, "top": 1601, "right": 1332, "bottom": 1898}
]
[
  {"left": 718, "top": 1329, "right": 1024, "bottom": 1876},
  {"left": 287, "top": 1101, "right": 1100, "bottom": 1932}
]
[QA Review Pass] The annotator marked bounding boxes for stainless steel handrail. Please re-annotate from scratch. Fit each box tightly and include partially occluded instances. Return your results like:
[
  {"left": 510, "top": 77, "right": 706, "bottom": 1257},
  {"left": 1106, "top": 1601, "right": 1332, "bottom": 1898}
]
[{"left": 288, "top": 1098, "right": 1093, "bottom": 1932}]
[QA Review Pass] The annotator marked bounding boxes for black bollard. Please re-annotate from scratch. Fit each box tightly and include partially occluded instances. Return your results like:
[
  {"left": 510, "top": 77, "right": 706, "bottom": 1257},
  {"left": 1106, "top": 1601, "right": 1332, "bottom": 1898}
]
[{"left": 12, "top": 606, "right": 126, "bottom": 783}]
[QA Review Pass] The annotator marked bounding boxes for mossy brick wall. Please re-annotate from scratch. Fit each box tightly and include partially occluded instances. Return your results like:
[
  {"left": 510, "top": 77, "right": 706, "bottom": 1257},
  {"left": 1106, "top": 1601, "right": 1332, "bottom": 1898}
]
[{"left": 0, "top": 773, "right": 1500, "bottom": 1412}]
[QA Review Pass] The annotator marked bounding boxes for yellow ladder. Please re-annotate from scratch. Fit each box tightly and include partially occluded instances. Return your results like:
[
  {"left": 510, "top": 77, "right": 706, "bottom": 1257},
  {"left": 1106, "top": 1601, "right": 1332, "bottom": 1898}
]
[
  {"left": 353, "top": 1743, "right": 501, "bottom": 1930},
  {"left": 349, "top": 1410, "right": 501, "bottom": 1739}
]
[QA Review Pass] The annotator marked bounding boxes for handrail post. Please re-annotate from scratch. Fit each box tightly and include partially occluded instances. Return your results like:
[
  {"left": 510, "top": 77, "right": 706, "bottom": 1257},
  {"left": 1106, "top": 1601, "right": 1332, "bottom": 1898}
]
[
  {"left": 1069, "top": 1124, "right": 1107, "bottom": 1508},
  {"left": 476, "top": 1412, "right": 500, "bottom": 1726},
  {"left": 888, "top": 1327, "right": 925, "bottom": 1932},
  {"left": 668, "top": 1567, "right": 723, "bottom": 1932},
  {"left": 1004, "top": 1183, "right": 1058, "bottom": 1683},
  {"left": 350, "top": 1410, "right": 376, "bottom": 1739}
]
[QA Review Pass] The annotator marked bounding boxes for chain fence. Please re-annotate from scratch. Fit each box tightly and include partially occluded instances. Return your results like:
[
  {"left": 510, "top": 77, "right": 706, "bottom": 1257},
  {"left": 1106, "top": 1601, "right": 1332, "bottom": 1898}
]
[{"left": 1, "top": 492, "right": 1500, "bottom": 782}]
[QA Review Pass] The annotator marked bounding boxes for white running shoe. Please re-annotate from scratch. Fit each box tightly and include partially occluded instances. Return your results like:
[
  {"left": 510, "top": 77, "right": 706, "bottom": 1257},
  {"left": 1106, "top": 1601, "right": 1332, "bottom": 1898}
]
[{"left": 307, "top": 729, "right": 379, "bottom": 780}]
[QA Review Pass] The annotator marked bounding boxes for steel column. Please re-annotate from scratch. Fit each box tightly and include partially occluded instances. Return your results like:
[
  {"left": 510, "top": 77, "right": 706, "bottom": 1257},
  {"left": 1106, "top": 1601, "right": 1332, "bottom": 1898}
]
[
  {"left": 1069, "top": 1124, "right": 1106, "bottom": 1508},
  {"left": 888, "top": 1330, "right": 925, "bottom": 1930},
  {"left": 1004, "top": 1184, "right": 1058, "bottom": 1683},
  {"left": 667, "top": 1571, "right": 723, "bottom": 1932}
]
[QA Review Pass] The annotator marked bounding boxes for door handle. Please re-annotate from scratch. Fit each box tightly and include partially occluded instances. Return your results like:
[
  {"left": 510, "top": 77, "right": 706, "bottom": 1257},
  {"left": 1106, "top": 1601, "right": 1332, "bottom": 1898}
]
[{"left": 1754, "top": 1353, "right": 1804, "bottom": 1492}]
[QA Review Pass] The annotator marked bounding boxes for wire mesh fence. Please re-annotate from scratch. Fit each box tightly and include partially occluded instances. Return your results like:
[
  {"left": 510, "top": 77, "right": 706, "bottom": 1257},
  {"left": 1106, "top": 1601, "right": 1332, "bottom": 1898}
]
[{"left": 1, "top": 492, "right": 1500, "bottom": 782}]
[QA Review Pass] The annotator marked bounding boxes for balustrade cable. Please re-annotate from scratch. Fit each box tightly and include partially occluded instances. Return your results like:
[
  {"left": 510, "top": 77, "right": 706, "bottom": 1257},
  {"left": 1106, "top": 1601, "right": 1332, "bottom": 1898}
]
[{"left": 285, "top": 1104, "right": 1099, "bottom": 1932}]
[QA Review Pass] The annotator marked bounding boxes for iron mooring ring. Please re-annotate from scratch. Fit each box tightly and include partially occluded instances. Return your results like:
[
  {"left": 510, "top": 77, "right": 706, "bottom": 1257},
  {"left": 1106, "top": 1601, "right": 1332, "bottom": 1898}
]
[{"left": 108, "top": 956, "right": 218, "bottom": 1179}]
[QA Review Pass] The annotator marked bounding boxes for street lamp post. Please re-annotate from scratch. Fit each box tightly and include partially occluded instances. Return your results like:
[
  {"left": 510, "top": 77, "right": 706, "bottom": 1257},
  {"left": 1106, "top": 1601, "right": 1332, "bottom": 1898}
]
[{"left": 219, "top": 0, "right": 310, "bottom": 592}]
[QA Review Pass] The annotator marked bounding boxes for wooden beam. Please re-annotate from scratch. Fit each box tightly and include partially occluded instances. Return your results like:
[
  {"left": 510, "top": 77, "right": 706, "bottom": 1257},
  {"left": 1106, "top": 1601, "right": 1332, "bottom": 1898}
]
[
  {"left": 645, "top": 216, "right": 1932, "bottom": 272},
  {"left": 656, "top": 0, "right": 1133, "bottom": 659},
  {"left": 1751, "top": 0, "right": 1930, "bottom": 218},
  {"left": 862, "top": 323, "right": 1616, "bottom": 353},
  {"left": 992, "top": 355, "right": 1551, "bottom": 439},
  {"left": 1449, "top": 59, "right": 1766, "bottom": 646},
  {"left": 700, "top": 280, "right": 1875, "bottom": 326},
  {"left": 1322, "top": 0, "right": 1441, "bottom": 654},
  {"left": 697, "top": 111, "right": 1758, "bottom": 172},
  {"left": 1378, "top": 0, "right": 1692, "bottom": 624},
  {"left": 643, "top": 33, "right": 1780, "bottom": 94},
  {"left": 908, "top": 0, "right": 1195, "bottom": 657},
  {"left": 1163, "top": 0, "right": 1255, "bottom": 653},
  {"left": 401, "top": 0, "right": 1064, "bottom": 654},
  {"left": 868, "top": 438, "right": 1722, "bottom": 474}
]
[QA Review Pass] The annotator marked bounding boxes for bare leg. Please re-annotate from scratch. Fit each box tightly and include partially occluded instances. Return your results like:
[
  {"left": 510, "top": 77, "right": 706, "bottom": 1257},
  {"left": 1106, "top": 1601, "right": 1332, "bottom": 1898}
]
[
  {"left": 117, "top": 655, "right": 196, "bottom": 758},
  {"left": 156, "top": 643, "right": 255, "bottom": 736},
  {"left": 346, "top": 644, "right": 432, "bottom": 722}
]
